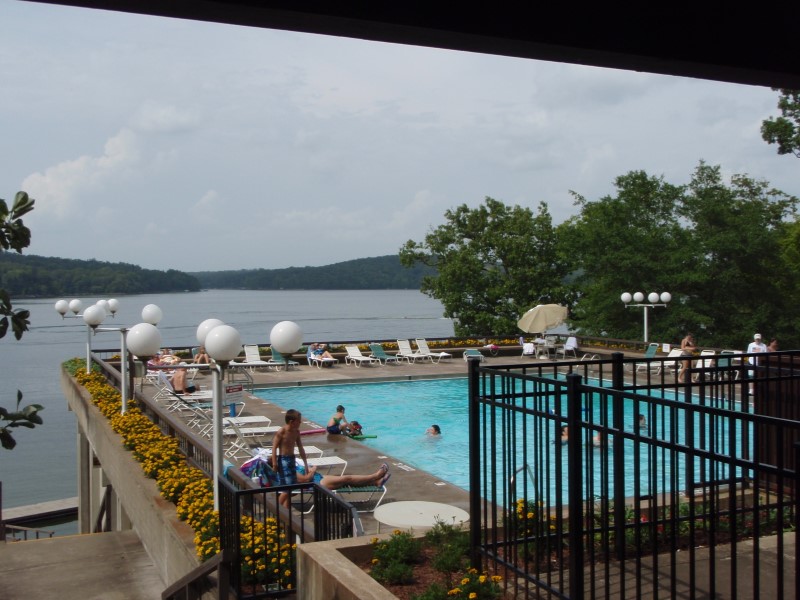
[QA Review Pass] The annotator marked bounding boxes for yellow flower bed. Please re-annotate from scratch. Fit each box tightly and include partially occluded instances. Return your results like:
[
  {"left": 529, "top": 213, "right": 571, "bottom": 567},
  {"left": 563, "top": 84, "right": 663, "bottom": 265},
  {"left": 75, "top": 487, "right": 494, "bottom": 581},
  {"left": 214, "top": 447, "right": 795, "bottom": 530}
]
[{"left": 67, "top": 359, "right": 297, "bottom": 588}]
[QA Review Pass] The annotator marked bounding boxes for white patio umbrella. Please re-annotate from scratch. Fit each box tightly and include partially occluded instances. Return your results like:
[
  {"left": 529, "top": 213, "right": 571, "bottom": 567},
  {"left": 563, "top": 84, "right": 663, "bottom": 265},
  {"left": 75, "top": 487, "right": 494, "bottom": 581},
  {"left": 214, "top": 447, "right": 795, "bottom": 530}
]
[{"left": 517, "top": 304, "right": 568, "bottom": 334}]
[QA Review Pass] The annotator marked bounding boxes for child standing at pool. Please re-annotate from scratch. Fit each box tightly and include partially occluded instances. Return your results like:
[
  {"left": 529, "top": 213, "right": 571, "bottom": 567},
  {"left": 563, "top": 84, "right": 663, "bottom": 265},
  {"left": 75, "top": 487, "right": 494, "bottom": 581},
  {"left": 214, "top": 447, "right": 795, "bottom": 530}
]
[
  {"left": 327, "top": 405, "right": 349, "bottom": 434},
  {"left": 272, "top": 409, "right": 309, "bottom": 507}
]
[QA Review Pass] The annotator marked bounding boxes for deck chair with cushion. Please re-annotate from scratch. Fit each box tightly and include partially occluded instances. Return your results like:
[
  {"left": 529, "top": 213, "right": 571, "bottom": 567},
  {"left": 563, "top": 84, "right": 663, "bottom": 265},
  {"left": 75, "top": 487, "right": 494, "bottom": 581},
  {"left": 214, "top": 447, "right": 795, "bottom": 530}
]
[
  {"left": 268, "top": 348, "right": 300, "bottom": 371},
  {"left": 369, "top": 343, "right": 400, "bottom": 365},
  {"left": 396, "top": 339, "right": 423, "bottom": 363},
  {"left": 521, "top": 342, "right": 536, "bottom": 357},
  {"left": 633, "top": 343, "right": 661, "bottom": 373},
  {"left": 307, "top": 347, "right": 339, "bottom": 369},
  {"left": 345, "top": 345, "right": 380, "bottom": 367},
  {"left": 463, "top": 348, "right": 485, "bottom": 362},
  {"left": 414, "top": 338, "right": 452, "bottom": 363}
]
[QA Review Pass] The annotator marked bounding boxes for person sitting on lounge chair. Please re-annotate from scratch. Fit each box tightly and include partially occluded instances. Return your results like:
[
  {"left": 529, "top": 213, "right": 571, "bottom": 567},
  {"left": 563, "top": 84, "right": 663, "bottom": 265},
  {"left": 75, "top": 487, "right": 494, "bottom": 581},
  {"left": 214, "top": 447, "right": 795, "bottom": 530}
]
[{"left": 296, "top": 462, "right": 390, "bottom": 490}]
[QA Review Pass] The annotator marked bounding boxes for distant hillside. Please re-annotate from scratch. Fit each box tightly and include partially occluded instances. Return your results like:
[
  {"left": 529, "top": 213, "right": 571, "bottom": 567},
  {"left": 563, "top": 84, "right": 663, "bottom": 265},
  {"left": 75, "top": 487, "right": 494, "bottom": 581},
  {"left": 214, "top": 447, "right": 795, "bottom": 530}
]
[
  {"left": 190, "top": 255, "right": 434, "bottom": 290},
  {"left": 0, "top": 253, "right": 201, "bottom": 296}
]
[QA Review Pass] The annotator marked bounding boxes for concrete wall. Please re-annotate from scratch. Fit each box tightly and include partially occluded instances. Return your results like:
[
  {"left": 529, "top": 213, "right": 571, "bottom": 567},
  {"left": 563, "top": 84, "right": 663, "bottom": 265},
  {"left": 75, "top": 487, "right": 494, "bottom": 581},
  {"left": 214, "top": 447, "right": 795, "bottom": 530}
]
[
  {"left": 297, "top": 535, "right": 400, "bottom": 600},
  {"left": 61, "top": 369, "right": 201, "bottom": 588}
]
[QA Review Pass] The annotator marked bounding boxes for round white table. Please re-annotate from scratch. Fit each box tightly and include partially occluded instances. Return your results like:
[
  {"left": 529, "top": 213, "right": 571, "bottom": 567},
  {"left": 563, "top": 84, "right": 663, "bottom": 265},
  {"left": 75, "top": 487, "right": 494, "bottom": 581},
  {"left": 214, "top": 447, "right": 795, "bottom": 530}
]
[{"left": 373, "top": 500, "right": 469, "bottom": 532}]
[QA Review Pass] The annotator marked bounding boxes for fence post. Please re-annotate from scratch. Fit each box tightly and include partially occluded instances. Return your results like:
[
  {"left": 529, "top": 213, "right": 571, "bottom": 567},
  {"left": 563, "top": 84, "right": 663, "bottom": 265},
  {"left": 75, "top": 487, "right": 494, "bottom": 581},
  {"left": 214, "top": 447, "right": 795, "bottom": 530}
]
[
  {"left": 468, "top": 357, "right": 482, "bottom": 569},
  {"left": 566, "top": 373, "right": 584, "bottom": 599},
  {"left": 611, "top": 352, "right": 626, "bottom": 560},
  {"left": 795, "top": 442, "right": 800, "bottom": 600}
]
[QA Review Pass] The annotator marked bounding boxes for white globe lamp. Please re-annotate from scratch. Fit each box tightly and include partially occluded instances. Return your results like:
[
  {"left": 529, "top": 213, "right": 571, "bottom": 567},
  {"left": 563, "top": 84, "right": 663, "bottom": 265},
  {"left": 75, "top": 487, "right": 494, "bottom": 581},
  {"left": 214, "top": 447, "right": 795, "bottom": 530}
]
[
  {"left": 270, "top": 321, "right": 303, "bottom": 354},
  {"left": 142, "top": 304, "right": 163, "bottom": 326},
  {"left": 107, "top": 298, "right": 120, "bottom": 315},
  {"left": 197, "top": 318, "right": 225, "bottom": 345},
  {"left": 660, "top": 292, "right": 672, "bottom": 304},
  {"left": 648, "top": 292, "right": 660, "bottom": 304},
  {"left": 82, "top": 305, "right": 106, "bottom": 328},
  {"left": 633, "top": 292, "right": 645, "bottom": 303},
  {"left": 205, "top": 325, "right": 242, "bottom": 363},
  {"left": 69, "top": 299, "right": 83, "bottom": 315},
  {"left": 127, "top": 323, "right": 162, "bottom": 359},
  {"left": 96, "top": 299, "right": 110, "bottom": 314},
  {"left": 620, "top": 293, "right": 632, "bottom": 304},
  {"left": 55, "top": 299, "right": 69, "bottom": 317}
]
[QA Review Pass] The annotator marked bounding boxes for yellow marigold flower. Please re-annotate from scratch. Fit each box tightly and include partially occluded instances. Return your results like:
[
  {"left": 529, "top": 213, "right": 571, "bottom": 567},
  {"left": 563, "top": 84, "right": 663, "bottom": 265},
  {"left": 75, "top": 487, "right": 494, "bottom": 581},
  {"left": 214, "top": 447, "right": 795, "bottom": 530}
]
[
  {"left": 393, "top": 529, "right": 401, "bottom": 535},
  {"left": 479, "top": 575, "right": 486, "bottom": 583},
  {"left": 448, "top": 588, "right": 462, "bottom": 595},
  {"left": 371, "top": 558, "right": 379, "bottom": 564},
  {"left": 468, "top": 568, "right": 478, "bottom": 574},
  {"left": 469, "top": 594, "right": 477, "bottom": 599},
  {"left": 527, "top": 512, "right": 534, "bottom": 519},
  {"left": 492, "top": 575, "right": 503, "bottom": 582},
  {"left": 461, "top": 578, "right": 470, "bottom": 585}
]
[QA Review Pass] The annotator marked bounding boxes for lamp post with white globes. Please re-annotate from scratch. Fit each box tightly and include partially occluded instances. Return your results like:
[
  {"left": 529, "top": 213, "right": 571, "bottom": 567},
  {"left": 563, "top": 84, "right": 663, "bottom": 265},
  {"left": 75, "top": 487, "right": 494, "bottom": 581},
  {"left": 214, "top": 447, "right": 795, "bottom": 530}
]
[
  {"left": 620, "top": 291, "right": 671, "bottom": 343},
  {"left": 197, "top": 319, "right": 242, "bottom": 510},
  {"left": 55, "top": 298, "right": 119, "bottom": 374},
  {"left": 270, "top": 321, "right": 304, "bottom": 371}
]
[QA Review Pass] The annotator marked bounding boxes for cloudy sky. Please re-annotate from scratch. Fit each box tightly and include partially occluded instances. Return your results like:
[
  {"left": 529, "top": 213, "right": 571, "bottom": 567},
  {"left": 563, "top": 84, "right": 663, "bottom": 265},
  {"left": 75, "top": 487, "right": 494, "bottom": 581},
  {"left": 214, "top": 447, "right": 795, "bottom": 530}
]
[{"left": 1, "top": 2, "right": 796, "bottom": 272}]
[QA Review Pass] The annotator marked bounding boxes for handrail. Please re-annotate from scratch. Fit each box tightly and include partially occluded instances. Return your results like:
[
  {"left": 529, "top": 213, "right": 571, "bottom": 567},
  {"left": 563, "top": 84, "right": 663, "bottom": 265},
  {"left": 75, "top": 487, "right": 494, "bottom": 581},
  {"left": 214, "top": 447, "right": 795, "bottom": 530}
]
[{"left": 161, "top": 549, "right": 232, "bottom": 600}]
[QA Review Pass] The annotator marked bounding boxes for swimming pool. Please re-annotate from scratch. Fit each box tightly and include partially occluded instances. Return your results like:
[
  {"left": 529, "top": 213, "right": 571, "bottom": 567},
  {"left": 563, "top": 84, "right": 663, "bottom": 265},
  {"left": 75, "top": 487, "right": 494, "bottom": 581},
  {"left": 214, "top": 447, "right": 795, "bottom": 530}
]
[
  {"left": 256, "top": 379, "right": 471, "bottom": 488},
  {"left": 255, "top": 378, "right": 749, "bottom": 498}
]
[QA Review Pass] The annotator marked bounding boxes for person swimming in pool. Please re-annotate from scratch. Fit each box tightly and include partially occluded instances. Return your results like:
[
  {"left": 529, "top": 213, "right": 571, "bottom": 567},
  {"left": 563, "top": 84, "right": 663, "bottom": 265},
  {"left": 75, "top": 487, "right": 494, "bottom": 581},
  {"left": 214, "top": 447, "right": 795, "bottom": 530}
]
[
  {"left": 426, "top": 424, "right": 441, "bottom": 436},
  {"left": 327, "top": 405, "right": 349, "bottom": 434}
]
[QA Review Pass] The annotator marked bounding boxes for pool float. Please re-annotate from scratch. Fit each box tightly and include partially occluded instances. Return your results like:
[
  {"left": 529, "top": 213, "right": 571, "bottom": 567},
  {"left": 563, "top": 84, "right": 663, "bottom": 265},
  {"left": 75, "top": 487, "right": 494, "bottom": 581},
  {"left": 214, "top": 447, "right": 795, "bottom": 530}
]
[{"left": 300, "top": 428, "right": 326, "bottom": 435}]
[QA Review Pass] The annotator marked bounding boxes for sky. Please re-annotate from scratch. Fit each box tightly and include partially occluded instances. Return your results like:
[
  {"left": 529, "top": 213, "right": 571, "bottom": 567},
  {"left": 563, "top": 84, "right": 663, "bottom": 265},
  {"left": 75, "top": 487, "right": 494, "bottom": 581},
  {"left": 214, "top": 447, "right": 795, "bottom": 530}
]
[{"left": 1, "top": 2, "right": 797, "bottom": 272}]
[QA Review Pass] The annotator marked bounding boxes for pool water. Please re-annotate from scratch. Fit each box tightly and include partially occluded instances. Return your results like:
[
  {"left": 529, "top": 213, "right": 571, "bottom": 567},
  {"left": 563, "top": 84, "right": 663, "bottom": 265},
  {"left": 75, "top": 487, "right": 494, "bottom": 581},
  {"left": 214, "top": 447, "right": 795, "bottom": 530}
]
[
  {"left": 256, "top": 379, "right": 471, "bottom": 488},
  {"left": 255, "top": 378, "right": 747, "bottom": 498}
]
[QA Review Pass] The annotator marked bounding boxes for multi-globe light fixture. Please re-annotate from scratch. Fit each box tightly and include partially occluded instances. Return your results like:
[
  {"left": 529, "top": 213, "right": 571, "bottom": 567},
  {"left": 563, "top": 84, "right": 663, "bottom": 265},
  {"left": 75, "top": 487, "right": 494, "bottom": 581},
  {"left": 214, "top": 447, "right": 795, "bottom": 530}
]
[{"left": 620, "top": 291, "right": 671, "bottom": 343}]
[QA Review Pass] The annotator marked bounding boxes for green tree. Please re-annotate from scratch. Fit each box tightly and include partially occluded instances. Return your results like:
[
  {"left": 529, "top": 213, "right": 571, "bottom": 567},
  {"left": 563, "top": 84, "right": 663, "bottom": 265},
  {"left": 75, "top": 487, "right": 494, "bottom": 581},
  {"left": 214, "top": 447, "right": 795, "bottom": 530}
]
[
  {"left": 399, "top": 197, "right": 570, "bottom": 336},
  {"left": 562, "top": 164, "right": 800, "bottom": 348},
  {"left": 761, "top": 88, "right": 800, "bottom": 158},
  {"left": 0, "top": 191, "right": 43, "bottom": 449},
  {"left": 559, "top": 171, "right": 690, "bottom": 342}
]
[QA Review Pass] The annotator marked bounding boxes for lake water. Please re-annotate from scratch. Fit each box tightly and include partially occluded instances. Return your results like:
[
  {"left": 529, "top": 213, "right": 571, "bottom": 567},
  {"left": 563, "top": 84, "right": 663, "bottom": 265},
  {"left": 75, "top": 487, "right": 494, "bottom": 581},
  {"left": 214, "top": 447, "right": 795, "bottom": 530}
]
[{"left": 0, "top": 289, "right": 453, "bottom": 512}]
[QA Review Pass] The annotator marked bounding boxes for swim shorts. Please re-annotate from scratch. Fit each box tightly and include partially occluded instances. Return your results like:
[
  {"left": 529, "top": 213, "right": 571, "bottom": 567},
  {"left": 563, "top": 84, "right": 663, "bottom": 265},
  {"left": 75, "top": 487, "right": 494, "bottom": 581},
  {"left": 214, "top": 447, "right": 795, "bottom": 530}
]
[
  {"left": 326, "top": 425, "right": 341, "bottom": 434},
  {"left": 276, "top": 455, "right": 297, "bottom": 485}
]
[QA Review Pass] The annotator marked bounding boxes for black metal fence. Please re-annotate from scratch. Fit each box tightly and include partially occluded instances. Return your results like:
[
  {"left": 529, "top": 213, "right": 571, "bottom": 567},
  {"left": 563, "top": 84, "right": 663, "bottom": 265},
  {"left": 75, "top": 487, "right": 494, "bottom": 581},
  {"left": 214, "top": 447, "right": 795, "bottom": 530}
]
[
  {"left": 218, "top": 477, "right": 361, "bottom": 599},
  {"left": 468, "top": 352, "right": 800, "bottom": 599}
]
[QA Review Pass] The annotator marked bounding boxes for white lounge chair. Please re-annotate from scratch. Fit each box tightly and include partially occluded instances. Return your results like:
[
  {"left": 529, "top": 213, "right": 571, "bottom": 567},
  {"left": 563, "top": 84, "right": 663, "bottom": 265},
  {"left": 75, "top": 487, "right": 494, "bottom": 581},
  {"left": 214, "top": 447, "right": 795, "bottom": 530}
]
[
  {"left": 521, "top": 342, "right": 536, "bottom": 357},
  {"left": 693, "top": 350, "right": 716, "bottom": 381},
  {"left": 414, "top": 338, "right": 452, "bottom": 363},
  {"left": 555, "top": 336, "right": 578, "bottom": 359},
  {"left": 661, "top": 348, "right": 684, "bottom": 375},
  {"left": 236, "top": 344, "right": 272, "bottom": 371},
  {"left": 307, "top": 348, "right": 339, "bottom": 369},
  {"left": 345, "top": 345, "right": 380, "bottom": 367},
  {"left": 397, "top": 339, "right": 426, "bottom": 363}
]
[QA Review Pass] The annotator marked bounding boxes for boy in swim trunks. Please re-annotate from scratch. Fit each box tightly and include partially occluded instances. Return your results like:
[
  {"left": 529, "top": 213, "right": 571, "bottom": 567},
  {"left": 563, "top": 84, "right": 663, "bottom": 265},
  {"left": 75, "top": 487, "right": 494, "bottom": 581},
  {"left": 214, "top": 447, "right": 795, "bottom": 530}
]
[{"left": 272, "top": 409, "right": 309, "bottom": 507}]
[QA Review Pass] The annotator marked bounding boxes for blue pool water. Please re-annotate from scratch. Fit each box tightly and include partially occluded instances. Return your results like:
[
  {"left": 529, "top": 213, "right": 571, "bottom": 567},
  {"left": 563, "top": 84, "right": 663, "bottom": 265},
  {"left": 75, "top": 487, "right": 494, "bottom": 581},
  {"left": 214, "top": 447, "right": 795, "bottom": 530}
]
[{"left": 255, "top": 378, "right": 749, "bottom": 498}]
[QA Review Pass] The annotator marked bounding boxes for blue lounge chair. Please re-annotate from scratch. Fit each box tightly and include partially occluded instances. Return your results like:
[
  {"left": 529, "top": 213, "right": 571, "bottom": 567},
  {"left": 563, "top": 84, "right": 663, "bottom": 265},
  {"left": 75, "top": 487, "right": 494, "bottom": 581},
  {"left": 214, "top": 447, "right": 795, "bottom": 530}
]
[{"left": 369, "top": 343, "right": 400, "bottom": 365}]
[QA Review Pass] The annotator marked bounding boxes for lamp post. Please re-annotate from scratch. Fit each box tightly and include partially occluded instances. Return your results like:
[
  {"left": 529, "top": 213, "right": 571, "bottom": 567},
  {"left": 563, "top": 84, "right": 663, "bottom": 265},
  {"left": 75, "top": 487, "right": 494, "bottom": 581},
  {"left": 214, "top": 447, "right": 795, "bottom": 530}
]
[
  {"left": 55, "top": 298, "right": 119, "bottom": 373},
  {"left": 270, "top": 321, "right": 303, "bottom": 370},
  {"left": 621, "top": 291, "right": 671, "bottom": 343},
  {"left": 198, "top": 319, "right": 242, "bottom": 510}
]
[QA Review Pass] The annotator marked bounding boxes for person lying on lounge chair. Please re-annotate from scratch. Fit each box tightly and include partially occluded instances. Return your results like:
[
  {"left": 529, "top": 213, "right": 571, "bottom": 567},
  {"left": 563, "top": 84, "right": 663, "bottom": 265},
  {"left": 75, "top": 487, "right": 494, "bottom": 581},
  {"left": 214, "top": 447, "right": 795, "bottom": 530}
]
[{"left": 296, "top": 462, "right": 391, "bottom": 490}]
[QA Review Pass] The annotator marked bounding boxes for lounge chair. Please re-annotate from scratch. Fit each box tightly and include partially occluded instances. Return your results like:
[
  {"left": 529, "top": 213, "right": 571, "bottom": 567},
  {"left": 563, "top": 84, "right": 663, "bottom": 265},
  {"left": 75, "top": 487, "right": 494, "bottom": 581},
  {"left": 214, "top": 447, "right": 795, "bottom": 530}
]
[
  {"left": 229, "top": 344, "right": 272, "bottom": 372},
  {"left": 634, "top": 343, "right": 661, "bottom": 373},
  {"left": 369, "top": 343, "right": 400, "bottom": 365},
  {"left": 307, "top": 348, "right": 339, "bottom": 369},
  {"left": 661, "top": 348, "right": 685, "bottom": 375},
  {"left": 414, "top": 338, "right": 452, "bottom": 363},
  {"left": 555, "top": 336, "right": 578, "bottom": 359},
  {"left": 396, "top": 339, "right": 425, "bottom": 363},
  {"left": 345, "top": 345, "right": 380, "bottom": 367},
  {"left": 693, "top": 350, "right": 716, "bottom": 381},
  {"left": 521, "top": 342, "right": 536, "bottom": 357},
  {"left": 463, "top": 348, "right": 485, "bottom": 362},
  {"left": 268, "top": 348, "right": 299, "bottom": 371}
]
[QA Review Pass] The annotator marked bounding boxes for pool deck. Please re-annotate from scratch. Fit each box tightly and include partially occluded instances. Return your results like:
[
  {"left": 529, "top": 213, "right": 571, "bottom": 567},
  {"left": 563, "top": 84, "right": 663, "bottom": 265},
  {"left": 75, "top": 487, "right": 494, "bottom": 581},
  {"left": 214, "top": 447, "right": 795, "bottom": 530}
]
[{"left": 194, "top": 350, "right": 565, "bottom": 535}]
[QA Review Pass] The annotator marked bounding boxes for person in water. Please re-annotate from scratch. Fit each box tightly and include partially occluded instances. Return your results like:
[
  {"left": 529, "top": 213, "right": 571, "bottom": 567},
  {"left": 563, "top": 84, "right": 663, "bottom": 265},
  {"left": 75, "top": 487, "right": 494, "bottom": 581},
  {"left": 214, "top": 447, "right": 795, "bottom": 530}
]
[
  {"left": 327, "top": 405, "right": 349, "bottom": 434},
  {"left": 426, "top": 424, "right": 441, "bottom": 436}
]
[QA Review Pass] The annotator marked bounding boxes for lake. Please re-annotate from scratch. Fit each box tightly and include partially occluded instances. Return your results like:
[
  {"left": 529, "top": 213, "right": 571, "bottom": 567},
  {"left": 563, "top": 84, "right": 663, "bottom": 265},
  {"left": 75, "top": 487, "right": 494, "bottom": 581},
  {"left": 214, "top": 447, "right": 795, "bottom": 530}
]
[{"left": 0, "top": 289, "right": 453, "bottom": 511}]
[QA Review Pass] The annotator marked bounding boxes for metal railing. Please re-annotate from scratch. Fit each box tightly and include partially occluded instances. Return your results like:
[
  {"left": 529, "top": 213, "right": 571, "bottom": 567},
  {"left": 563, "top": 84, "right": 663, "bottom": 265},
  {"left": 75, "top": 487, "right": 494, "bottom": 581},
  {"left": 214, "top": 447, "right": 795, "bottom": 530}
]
[
  {"left": 218, "top": 477, "right": 362, "bottom": 598},
  {"left": 468, "top": 352, "right": 800, "bottom": 599}
]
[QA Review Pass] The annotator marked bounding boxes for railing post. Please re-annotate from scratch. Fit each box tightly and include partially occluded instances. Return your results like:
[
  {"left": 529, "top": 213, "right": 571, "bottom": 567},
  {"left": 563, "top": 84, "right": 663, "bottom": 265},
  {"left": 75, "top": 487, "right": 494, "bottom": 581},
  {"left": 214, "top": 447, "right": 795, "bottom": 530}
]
[
  {"left": 795, "top": 442, "right": 800, "bottom": 600},
  {"left": 611, "top": 352, "right": 626, "bottom": 560},
  {"left": 566, "top": 373, "right": 584, "bottom": 599},
  {"left": 468, "top": 357, "right": 482, "bottom": 568}
]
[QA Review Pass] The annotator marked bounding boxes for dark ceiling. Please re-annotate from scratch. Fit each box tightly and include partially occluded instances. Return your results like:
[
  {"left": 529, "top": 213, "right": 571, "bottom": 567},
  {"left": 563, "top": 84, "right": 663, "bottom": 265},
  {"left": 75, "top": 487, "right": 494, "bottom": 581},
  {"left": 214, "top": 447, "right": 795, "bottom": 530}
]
[{"left": 28, "top": 1, "right": 800, "bottom": 89}]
